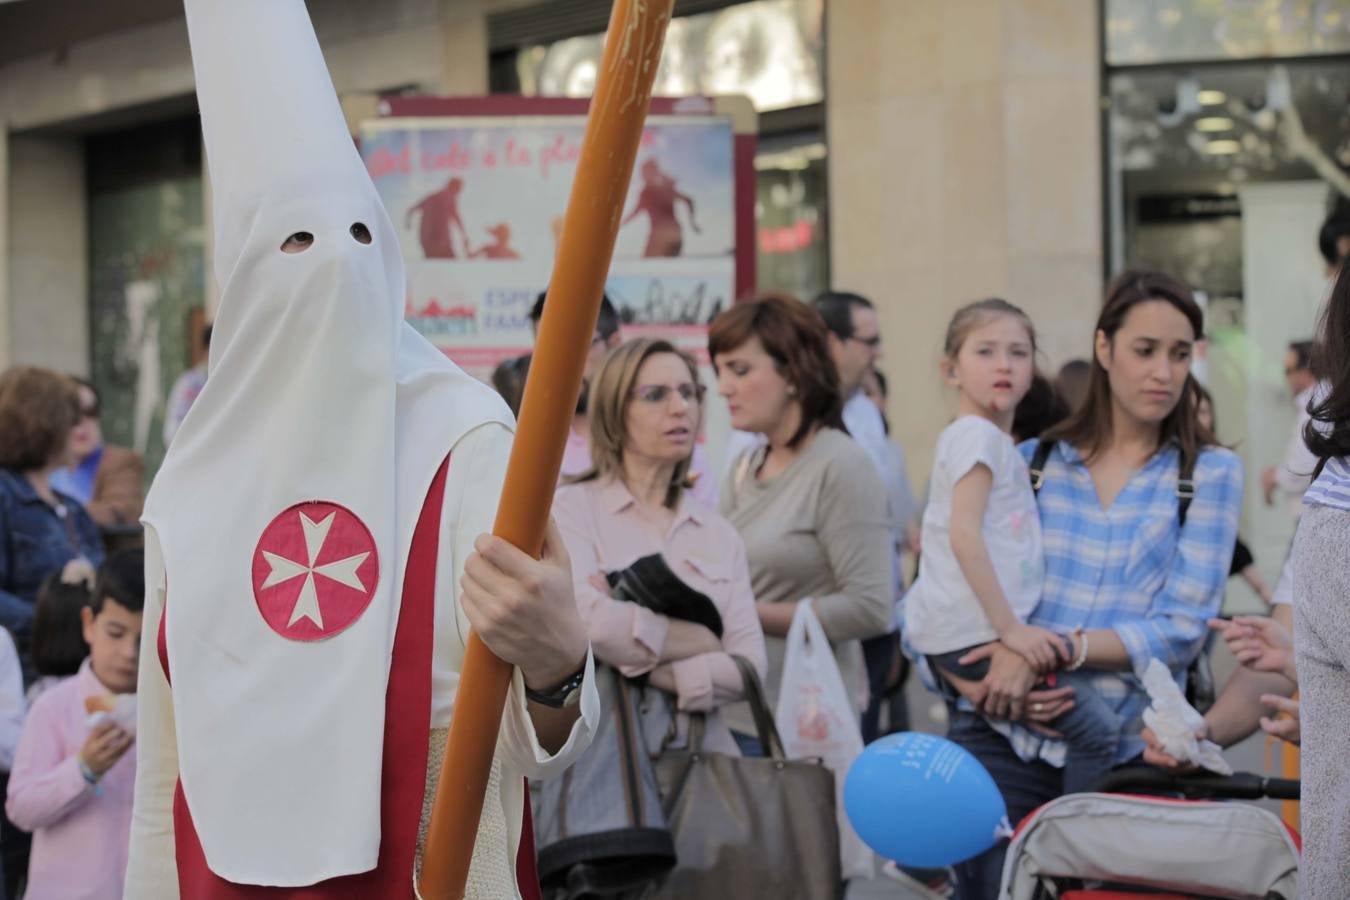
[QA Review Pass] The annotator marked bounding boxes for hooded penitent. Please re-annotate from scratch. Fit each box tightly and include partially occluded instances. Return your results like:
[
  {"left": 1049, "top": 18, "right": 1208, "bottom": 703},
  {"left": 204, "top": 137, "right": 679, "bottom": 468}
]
[{"left": 145, "top": 0, "right": 510, "bottom": 885}]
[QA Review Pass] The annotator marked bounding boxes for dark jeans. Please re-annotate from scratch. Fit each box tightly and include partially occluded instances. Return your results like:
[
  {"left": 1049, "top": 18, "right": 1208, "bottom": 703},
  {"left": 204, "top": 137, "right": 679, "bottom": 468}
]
[
  {"left": 730, "top": 730, "right": 763, "bottom": 758},
  {"left": 945, "top": 710, "right": 1063, "bottom": 900},
  {"left": 1045, "top": 670, "right": 1120, "bottom": 795},
  {"left": 861, "top": 631, "right": 908, "bottom": 744}
]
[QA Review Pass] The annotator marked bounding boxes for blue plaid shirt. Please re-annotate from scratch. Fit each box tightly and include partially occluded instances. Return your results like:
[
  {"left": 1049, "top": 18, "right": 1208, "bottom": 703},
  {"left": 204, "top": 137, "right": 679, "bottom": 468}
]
[{"left": 974, "top": 440, "right": 1242, "bottom": 767}]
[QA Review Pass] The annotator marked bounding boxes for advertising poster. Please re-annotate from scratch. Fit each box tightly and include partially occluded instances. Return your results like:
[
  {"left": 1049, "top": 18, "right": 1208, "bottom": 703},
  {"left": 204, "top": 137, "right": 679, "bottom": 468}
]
[{"left": 361, "top": 110, "right": 740, "bottom": 466}]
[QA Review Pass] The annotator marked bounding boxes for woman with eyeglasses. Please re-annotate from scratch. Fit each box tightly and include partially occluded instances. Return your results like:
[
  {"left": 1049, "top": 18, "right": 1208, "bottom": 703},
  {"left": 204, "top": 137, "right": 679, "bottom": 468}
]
[
  {"left": 0, "top": 367, "right": 104, "bottom": 680},
  {"left": 51, "top": 378, "right": 144, "bottom": 530},
  {"left": 552, "top": 338, "right": 767, "bottom": 758},
  {"left": 709, "top": 295, "right": 893, "bottom": 756}
]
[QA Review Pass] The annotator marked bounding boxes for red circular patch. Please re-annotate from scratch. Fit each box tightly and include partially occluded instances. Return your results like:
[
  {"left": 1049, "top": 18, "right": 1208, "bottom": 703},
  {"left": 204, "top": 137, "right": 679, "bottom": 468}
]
[{"left": 251, "top": 501, "right": 379, "bottom": 641}]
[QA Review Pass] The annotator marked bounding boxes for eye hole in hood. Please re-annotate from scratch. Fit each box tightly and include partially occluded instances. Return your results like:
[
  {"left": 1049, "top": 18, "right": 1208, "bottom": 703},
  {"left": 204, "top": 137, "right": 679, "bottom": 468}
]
[
  {"left": 281, "top": 231, "right": 314, "bottom": 253},
  {"left": 350, "top": 222, "right": 372, "bottom": 245}
]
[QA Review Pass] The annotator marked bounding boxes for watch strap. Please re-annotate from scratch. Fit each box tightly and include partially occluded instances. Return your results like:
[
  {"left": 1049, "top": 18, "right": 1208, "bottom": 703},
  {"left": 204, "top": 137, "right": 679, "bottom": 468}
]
[{"left": 524, "top": 664, "right": 586, "bottom": 709}]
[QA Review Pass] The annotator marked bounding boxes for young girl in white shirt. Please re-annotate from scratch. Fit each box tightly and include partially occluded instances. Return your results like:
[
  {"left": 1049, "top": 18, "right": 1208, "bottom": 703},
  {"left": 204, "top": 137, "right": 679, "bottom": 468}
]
[{"left": 905, "top": 298, "right": 1117, "bottom": 793}]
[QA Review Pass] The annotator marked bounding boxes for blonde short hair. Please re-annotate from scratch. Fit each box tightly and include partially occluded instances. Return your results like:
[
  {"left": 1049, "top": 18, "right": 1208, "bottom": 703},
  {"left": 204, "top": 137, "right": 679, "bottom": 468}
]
[{"left": 577, "top": 338, "right": 701, "bottom": 509}]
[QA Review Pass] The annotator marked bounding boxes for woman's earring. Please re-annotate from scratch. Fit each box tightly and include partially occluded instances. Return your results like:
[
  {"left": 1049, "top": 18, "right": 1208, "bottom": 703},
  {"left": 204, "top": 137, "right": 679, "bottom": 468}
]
[{"left": 787, "top": 385, "right": 798, "bottom": 396}]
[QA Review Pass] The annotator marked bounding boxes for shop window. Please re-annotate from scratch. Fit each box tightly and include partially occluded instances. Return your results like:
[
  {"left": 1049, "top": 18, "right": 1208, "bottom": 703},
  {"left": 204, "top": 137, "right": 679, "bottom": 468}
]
[
  {"left": 1108, "top": 60, "right": 1350, "bottom": 279},
  {"left": 1106, "top": 0, "right": 1350, "bottom": 65},
  {"left": 755, "top": 137, "right": 828, "bottom": 301},
  {"left": 86, "top": 116, "right": 206, "bottom": 479},
  {"left": 505, "top": 0, "right": 823, "bottom": 114}
]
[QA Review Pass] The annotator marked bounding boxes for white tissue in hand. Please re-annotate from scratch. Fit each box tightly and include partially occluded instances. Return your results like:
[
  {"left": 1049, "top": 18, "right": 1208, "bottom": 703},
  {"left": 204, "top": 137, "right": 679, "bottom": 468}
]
[
  {"left": 85, "top": 694, "right": 137, "bottom": 737},
  {"left": 1141, "top": 658, "right": 1232, "bottom": 776}
]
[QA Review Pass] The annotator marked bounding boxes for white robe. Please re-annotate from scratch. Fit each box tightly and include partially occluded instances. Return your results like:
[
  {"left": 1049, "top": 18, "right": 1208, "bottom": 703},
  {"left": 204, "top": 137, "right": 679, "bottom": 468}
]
[{"left": 124, "top": 422, "right": 600, "bottom": 898}]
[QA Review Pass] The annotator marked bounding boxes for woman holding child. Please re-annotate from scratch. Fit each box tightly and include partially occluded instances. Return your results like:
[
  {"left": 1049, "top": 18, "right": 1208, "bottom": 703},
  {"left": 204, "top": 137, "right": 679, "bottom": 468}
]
[{"left": 906, "top": 272, "right": 1243, "bottom": 898}]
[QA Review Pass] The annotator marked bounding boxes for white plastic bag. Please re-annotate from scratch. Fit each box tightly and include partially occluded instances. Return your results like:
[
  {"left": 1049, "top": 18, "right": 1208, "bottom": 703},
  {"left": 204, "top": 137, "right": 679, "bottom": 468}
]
[
  {"left": 775, "top": 601, "right": 874, "bottom": 880},
  {"left": 1141, "top": 658, "right": 1232, "bottom": 776}
]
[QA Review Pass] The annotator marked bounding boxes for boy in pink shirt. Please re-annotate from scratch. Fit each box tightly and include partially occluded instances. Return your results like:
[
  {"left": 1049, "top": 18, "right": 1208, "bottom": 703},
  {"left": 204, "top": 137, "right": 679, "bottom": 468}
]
[{"left": 6, "top": 549, "right": 141, "bottom": 900}]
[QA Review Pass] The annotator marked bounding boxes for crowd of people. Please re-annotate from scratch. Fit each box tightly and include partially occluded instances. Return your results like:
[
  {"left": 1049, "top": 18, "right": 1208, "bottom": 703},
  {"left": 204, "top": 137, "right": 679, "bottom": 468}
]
[
  {"left": 0, "top": 200, "right": 1347, "bottom": 897},
  {"left": 8, "top": 0, "right": 1344, "bottom": 893},
  {"left": 0, "top": 366, "right": 148, "bottom": 899},
  {"left": 485, "top": 217, "right": 1347, "bottom": 897},
  {"left": 480, "top": 215, "right": 1350, "bottom": 898}
]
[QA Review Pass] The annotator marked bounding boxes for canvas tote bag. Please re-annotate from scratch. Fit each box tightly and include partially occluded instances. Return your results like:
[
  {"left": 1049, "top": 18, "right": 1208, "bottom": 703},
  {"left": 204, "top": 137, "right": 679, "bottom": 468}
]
[{"left": 531, "top": 665, "right": 676, "bottom": 899}]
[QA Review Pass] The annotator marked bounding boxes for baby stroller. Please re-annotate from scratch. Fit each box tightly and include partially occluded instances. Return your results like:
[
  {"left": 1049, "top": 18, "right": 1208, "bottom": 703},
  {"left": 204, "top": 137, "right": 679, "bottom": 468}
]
[{"left": 998, "top": 768, "right": 1301, "bottom": 899}]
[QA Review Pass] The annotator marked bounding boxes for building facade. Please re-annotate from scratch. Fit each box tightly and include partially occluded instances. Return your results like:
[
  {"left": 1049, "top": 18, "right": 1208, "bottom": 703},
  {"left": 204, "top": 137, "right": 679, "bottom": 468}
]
[{"left": 2, "top": 0, "right": 1348, "bottom": 597}]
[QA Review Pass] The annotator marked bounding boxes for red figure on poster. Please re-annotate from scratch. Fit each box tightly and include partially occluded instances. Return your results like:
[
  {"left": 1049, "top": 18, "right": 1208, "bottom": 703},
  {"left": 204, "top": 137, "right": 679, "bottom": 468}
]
[
  {"left": 405, "top": 177, "right": 469, "bottom": 259},
  {"left": 470, "top": 223, "right": 522, "bottom": 260},
  {"left": 621, "top": 158, "right": 701, "bottom": 257}
]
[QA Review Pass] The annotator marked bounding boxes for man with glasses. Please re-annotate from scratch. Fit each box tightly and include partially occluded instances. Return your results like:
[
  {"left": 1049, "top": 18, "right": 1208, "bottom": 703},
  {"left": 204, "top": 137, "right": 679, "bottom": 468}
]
[
  {"left": 813, "top": 291, "right": 905, "bottom": 744},
  {"left": 813, "top": 291, "right": 887, "bottom": 478}
]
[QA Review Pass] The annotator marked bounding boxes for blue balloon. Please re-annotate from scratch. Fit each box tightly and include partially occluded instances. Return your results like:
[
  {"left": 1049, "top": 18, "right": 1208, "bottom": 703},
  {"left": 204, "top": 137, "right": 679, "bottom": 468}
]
[{"left": 844, "top": 732, "right": 1010, "bottom": 868}]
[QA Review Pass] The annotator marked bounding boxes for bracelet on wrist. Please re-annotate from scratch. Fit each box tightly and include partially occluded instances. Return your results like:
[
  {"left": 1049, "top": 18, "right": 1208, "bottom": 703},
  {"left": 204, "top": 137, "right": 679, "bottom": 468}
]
[
  {"left": 76, "top": 757, "right": 104, "bottom": 796},
  {"left": 1065, "top": 628, "right": 1089, "bottom": 672}
]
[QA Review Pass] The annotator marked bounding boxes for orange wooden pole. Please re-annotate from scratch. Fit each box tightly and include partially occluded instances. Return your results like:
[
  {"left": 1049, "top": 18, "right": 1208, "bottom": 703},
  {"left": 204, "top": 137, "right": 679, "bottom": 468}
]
[{"left": 416, "top": 1, "right": 674, "bottom": 897}]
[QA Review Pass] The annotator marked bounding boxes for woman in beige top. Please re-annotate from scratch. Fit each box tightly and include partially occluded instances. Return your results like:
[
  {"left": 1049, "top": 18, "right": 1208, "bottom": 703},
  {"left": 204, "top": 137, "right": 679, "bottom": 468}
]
[
  {"left": 709, "top": 295, "right": 893, "bottom": 750},
  {"left": 554, "top": 338, "right": 767, "bottom": 757}
]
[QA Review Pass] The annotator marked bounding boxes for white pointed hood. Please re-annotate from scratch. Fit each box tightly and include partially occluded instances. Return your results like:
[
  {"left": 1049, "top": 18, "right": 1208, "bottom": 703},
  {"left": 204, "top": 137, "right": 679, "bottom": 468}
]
[{"left": 145, "top": 0, "right": 511, "bottom": 885}]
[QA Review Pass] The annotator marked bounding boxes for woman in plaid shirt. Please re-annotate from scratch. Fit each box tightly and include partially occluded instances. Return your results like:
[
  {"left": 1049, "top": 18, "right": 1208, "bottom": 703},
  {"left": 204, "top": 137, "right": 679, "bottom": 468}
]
[{"left": 944, "top": 271, "right": 1243, "bottom": 898}]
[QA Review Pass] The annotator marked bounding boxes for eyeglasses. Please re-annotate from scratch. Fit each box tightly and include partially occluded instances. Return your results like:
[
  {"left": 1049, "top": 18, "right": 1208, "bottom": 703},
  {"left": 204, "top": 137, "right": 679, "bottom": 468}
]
[
  {"left": 849, "top": 333, "right": 882, "bottom": 349},
  {"left": 79, "top": 404, "right": 99, "bottom": 419},
  {"left": 630, "top": 383, "right": 706, "bottom": 405}
]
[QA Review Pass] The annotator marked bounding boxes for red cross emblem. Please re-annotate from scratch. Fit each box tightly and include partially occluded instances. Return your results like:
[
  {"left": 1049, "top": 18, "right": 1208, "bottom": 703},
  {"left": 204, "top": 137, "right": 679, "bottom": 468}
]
[{"left": 251, "top": 501, "right": 379, "bottom": 642}]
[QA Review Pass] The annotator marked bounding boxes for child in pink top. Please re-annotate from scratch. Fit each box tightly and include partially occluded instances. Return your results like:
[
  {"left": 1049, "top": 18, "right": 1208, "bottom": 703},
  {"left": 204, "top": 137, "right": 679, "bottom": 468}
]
[{"left": 6, "top": 549, "right": 142, "bottom": 900}]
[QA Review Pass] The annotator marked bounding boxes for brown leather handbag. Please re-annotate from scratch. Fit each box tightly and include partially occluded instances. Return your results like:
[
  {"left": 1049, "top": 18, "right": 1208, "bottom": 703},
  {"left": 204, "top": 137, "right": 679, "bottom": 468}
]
[{"left": 646, "top": 655, "right": 841, "bottom": 899}]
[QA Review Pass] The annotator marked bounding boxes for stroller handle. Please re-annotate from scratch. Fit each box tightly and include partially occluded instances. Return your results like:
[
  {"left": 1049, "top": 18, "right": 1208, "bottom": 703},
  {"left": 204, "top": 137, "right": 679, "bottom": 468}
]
[{"left": 1090, "top": 766, "right": 1300, "bottom": 801}]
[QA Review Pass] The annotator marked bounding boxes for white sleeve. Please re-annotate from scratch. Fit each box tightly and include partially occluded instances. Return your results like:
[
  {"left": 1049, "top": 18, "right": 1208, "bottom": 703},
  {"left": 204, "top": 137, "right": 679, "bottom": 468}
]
[
  {"left": 1278, "top": 387, "right": 1328, "bottom": 497},
  {"left": 0, "top": 630, "right": 25, "bottom": 771},
  {"left": 1271, "top": 548, "right": 1294, "bottom": 607},
  {"left": 1276, "top": 418, "right": 1316, "bottom": 498},
  {"left": 124, "top": 528, "right": 181, "bottom": 899},
  {"left": 842, "top": 394, "right": 890, "bottom": 484},
  {"left": 940, "top": 417, "right": 1008, "bottom": 484},
  {"left": 441, "top": 423, "right": 599, "bottom": 781},
  {"left": 885, "top": 441, "right": 919, "bottom": 530}
]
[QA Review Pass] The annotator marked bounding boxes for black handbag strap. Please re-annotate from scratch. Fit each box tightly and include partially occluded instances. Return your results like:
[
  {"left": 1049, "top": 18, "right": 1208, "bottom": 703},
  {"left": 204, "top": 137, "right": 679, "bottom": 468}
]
[
  {"left": 1176, "top": 457, "right": 1196, "bottom": 529},
  {"left": 730, "top": 654, "right": 786, "bottom": 760},
  {"left": 663, "top": 656, "right": 786, "bottom": 760},
  {"left": 1029, "top": 439, "right": 1196, "bottom": 528},
  {"left": 1028, "top": 438, "right": 1054, "bottom": 492}
]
